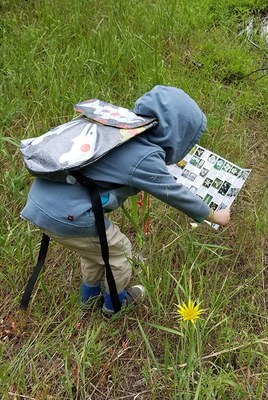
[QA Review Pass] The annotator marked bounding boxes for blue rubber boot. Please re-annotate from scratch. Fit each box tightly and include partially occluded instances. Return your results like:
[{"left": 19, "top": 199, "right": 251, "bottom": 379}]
[
  {"left": 81, "top": 282, "right": 101, "bottom": 309},
  {"left": 102, "top": 285, "right": 145, "bottom": 318},
  {"left": 103, "top": 289, "right": 126, "bottom": 317}
]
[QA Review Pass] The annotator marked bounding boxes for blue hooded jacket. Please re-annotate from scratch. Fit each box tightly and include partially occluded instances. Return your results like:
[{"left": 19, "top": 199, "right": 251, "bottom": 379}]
[{"left": 21, "top": 86, "right": 210, "bottom": 236}]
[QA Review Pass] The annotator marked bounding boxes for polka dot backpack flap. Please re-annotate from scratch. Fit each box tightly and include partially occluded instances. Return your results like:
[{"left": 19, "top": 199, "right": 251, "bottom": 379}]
[{"left": 20, "top": 98, "right": 158, "bottom": 183}]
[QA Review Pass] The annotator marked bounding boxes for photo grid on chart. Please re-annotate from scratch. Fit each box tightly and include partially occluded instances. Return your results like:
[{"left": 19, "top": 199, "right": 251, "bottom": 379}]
[{"left": 167, "top": 145, "right": 251, "bottom": 229}]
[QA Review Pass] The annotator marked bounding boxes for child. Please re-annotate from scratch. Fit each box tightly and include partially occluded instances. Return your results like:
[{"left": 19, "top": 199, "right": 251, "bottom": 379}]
[{"left": 21, "top": 86, "right": 231, "bottom": 317}]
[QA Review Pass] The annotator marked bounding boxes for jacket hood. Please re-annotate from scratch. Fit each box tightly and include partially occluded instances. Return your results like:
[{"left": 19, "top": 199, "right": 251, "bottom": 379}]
[{"left": 133, "top": 85, "right": 207, "bottom": 164}]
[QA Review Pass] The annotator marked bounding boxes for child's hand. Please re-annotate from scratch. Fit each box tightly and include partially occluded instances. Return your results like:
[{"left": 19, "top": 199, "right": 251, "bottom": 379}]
[{"left": 207, "top": 208, "right": 231, "bottom": 226}]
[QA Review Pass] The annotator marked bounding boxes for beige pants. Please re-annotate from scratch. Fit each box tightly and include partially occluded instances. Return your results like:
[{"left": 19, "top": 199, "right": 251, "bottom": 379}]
[{"left": 43, "top": 221, "right": 132, "bottom": 293}]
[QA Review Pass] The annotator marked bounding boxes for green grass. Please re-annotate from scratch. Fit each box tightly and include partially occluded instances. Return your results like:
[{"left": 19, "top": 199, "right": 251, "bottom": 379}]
[{"left": 1, "top": 0, "right": 268, "bottom": 398}]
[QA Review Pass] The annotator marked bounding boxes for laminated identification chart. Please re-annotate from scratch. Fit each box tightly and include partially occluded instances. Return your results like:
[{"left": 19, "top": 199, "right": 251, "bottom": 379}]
[{"left": 167, "top": 145, "right": 251, "bottom": 229}]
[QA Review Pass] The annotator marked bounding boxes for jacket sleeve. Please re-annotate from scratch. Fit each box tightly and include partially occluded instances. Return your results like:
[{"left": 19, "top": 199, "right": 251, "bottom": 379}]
[{"left": 129, "top": 151, "right": 210, "bottom": 222}]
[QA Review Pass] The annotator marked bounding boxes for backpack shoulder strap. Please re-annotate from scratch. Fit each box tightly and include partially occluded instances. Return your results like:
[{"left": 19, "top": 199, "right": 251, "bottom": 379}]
[
  {"left": 20, "top": 233, "right": 50, "bottom": 311},
  {"left": 72, "top": 171, "right": 122, "bottom": 313}
]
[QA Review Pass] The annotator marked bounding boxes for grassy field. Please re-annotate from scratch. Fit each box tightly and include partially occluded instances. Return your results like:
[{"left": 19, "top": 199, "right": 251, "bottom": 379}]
[{"left": 1, "top": 0, "right": 268, "bottom": 398}]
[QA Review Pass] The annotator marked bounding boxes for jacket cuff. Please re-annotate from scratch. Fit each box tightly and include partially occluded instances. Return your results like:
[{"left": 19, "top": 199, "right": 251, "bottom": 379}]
[{"left": 192, "top": 203, "right": 210, "bottom": 223}]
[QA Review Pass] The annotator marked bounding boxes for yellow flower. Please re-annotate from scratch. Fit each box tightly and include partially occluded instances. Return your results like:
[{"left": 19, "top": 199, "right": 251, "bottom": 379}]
[{"left": 177, "top": 299, "right": 204, "bottom": 323}]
